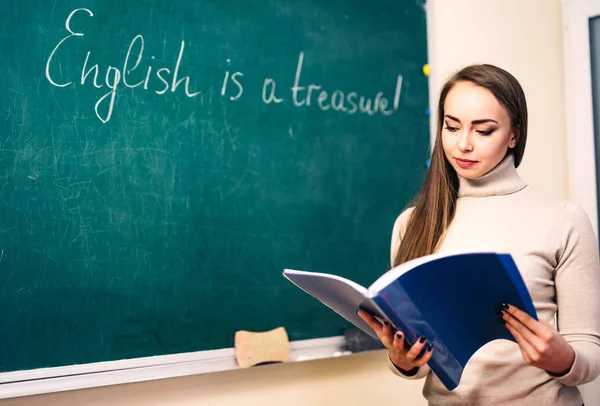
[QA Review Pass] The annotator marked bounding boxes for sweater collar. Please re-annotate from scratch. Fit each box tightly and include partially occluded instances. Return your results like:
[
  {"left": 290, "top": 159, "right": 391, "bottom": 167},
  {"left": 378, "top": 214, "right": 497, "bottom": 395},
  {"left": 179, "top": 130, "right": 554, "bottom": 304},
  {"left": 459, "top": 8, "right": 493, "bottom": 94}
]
[{"left": 457, "top": 154, "right": 527, "bottom": 198}]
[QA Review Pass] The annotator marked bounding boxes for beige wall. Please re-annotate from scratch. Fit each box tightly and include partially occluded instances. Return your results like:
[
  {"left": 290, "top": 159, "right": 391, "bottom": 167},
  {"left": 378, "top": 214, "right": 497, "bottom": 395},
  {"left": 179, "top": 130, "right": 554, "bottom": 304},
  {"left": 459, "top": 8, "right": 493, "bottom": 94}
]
[
  {"left": 428, "top": 0, "right": 567, "bottom": 199},
  {"left": 2, "top": 1, "right": 575, "bottom": 405}
]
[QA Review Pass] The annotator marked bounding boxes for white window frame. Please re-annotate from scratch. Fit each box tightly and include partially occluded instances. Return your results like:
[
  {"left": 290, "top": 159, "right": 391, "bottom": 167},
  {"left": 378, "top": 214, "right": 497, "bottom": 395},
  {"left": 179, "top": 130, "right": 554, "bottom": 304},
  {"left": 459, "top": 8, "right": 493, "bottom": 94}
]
[{"left": 563, "top": 0, "right": 600, "bottom": 237}]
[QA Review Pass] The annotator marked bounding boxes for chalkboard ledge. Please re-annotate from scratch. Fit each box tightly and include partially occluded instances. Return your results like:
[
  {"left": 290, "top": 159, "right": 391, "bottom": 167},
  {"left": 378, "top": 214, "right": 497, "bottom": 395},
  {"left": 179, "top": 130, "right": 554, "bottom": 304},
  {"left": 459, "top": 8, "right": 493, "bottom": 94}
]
[{"left": 0, "top": 336, "right": 351, "bottom": 399}]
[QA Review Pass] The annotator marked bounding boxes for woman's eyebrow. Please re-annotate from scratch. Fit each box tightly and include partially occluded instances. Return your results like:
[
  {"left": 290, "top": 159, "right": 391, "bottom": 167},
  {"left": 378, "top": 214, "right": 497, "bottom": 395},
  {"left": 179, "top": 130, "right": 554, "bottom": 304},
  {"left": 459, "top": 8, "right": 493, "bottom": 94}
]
[
  {"left": 472, "top": 118, "right": 498, "bottom": 124},
  {"left": 445, "top": 114, "right": 498, "bottom": 125}
]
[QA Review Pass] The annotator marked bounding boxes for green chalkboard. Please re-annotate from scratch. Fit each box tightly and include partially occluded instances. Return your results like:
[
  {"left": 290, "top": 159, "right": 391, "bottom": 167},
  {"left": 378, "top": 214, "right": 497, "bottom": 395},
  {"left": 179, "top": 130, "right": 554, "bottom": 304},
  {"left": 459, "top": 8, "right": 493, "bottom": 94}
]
[{"left": 0, "top": 0, "right": 429, "bottom": 372}]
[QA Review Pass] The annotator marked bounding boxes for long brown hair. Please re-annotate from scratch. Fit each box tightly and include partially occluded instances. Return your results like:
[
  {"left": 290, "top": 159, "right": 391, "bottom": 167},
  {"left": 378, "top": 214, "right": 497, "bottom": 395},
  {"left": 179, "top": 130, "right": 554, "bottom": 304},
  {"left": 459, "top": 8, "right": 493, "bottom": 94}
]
[{"left": 393, "top": 64, "right": 528, "bottom": 266}]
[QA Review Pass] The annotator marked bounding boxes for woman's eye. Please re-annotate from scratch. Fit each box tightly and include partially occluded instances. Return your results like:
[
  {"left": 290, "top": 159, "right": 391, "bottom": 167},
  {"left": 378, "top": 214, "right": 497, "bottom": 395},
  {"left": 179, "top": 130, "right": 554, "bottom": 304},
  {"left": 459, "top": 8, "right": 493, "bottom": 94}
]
[
  {"left": 477, "top": 130, "right": 494, "bottom": 136},
  {"left": 444, "top": 126, "right": 458, "bottom": 132}
]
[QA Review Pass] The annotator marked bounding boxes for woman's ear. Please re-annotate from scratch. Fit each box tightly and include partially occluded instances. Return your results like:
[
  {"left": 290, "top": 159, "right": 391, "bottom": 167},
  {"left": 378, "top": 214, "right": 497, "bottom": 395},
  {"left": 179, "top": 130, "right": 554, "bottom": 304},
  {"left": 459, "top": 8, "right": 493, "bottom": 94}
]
[{"left": 508, "top": 127, "right": 519, "bottom": 149}]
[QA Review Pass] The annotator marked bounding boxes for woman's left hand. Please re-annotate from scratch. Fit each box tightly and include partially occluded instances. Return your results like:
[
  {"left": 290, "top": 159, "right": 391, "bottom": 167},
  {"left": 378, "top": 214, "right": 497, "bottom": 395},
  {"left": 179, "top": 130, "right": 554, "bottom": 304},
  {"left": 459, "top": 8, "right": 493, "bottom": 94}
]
[{"left": 501, "top": 303, "right": 575, "bottom": 376}]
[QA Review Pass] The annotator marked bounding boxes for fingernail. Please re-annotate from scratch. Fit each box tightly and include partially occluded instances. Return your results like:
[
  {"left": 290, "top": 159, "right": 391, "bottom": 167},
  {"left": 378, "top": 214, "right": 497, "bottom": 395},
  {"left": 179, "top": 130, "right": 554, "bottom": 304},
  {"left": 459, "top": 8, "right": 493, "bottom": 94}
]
[
  {"left": 395, "top": 332, "right": 402, "bottom": 339},
  {"left": 426, "top": 344, "right": 433, "bottom": 352},
  {"left": 502, "top": 302, "right": 509, "bottom": 310},
  {"left": 419, "top": 336, "right": 426, "bottom": 343}
]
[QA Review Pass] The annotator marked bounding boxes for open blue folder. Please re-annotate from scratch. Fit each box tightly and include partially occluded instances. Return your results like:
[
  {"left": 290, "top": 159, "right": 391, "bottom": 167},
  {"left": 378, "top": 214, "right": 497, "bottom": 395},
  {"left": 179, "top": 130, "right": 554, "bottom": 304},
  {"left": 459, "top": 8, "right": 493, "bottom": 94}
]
[{"left": 283, "top": 251, "right": 537, "bottom": 391}]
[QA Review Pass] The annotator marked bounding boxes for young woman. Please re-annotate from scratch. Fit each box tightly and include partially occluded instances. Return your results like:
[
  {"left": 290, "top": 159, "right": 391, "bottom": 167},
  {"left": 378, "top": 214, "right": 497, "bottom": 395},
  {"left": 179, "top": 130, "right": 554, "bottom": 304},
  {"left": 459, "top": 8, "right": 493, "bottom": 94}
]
[{"left": 358, "top": 64, "right": 600, "bottom": 405}]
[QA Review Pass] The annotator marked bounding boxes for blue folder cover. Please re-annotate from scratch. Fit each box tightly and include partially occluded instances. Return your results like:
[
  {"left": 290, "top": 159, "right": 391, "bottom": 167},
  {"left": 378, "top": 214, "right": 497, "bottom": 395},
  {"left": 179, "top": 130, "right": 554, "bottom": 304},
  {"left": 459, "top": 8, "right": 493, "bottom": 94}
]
[{"left": 283, "top": 252, "right": 537, "bottom": 391}]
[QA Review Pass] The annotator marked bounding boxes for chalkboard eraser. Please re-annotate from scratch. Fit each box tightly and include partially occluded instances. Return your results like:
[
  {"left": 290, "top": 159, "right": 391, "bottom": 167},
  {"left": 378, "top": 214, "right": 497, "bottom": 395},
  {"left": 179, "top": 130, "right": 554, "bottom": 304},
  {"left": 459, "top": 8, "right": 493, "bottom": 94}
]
[{"left": 234, "top": 326, "right": 290, "bottom": 368}]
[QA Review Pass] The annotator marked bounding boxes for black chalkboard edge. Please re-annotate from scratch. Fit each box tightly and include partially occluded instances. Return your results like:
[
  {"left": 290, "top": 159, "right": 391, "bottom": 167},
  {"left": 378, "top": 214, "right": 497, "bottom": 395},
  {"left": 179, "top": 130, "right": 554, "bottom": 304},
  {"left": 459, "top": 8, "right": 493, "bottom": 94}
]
[{"left": 0, "top": 336, "right": 356, "bottom": 399}]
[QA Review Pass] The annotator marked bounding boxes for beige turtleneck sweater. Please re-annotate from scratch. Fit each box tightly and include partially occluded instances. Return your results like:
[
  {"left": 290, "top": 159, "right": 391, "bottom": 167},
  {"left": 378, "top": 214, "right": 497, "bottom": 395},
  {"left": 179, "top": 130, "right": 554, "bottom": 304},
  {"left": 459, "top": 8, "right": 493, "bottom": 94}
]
[{"left": 388, "top": 154, "right": 600, "bottom": 405}]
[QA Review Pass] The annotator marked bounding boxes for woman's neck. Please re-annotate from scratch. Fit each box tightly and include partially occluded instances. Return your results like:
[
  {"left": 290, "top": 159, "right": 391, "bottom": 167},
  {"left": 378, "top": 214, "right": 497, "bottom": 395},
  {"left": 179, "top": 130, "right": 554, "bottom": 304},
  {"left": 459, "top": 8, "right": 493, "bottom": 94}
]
[{"left": 457, "top": 154, "right": 527, "bottom": 198}]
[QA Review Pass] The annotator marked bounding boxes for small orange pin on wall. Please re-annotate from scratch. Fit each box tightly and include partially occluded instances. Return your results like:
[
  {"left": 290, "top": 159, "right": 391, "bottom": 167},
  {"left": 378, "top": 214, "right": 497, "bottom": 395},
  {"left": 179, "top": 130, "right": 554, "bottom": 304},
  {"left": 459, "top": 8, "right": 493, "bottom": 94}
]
[{"left": 234, "top": 327, "right": 290, "bottom": 368}]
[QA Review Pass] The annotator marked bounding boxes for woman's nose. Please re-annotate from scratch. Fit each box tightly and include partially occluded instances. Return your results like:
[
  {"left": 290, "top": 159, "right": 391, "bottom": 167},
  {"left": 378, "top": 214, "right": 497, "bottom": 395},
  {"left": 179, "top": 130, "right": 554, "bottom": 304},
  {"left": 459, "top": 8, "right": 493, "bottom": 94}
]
[{"left": 458, "top": 131, "right": 473, "bottom": 152}]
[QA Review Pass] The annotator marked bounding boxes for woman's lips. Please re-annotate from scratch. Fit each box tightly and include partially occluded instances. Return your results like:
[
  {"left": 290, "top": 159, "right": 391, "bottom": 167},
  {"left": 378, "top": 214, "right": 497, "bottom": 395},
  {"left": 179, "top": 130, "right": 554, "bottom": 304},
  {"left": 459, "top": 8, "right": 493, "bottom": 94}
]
[{"left": 455, "top": 158, "right": 478, "bottom": 169}]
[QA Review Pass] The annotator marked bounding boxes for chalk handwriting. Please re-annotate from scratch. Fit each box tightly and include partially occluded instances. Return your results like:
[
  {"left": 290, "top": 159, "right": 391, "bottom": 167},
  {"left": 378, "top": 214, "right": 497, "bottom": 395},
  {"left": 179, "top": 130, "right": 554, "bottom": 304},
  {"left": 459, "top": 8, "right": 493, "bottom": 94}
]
[
  {"left": 221, "top": 67, "right": 244, "bottom": 101},
  {"left": 46, "top": 9, "right": 406, "bottom": 123},
  {"left": 46, "top": 8, "right": 201, "bottom": 123},
  {"left": 291, "top": 52, "right": 402, "bottom": 116},
  {"left": 262, "top": 78, "right": 284, "bottom": 104}
]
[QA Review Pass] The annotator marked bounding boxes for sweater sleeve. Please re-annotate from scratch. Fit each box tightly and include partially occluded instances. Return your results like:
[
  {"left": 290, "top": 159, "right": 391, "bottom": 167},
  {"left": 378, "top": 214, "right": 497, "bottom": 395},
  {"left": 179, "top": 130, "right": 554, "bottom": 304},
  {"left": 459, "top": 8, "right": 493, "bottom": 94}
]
[
  {"left": 388, "top": 207, "right": 431, "bottom": 380},
  {"left": 551, "top": 201, "right": 600, "bottom": 386}
]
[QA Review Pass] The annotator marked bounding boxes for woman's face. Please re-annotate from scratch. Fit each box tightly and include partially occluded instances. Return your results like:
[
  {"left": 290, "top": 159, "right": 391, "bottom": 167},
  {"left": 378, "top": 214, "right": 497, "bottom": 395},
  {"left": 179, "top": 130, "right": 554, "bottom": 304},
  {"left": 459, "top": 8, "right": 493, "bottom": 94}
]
[{"left": 441, "top": 81, "right": 516, "bottom": 179}]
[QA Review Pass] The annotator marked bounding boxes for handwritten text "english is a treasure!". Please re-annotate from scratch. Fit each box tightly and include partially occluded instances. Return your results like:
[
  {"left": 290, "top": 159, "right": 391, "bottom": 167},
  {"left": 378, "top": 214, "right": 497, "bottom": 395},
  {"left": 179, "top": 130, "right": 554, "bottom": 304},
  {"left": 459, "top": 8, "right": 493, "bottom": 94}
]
[{"left": 45, "top": 8, "right": 404, "bottom": 123}]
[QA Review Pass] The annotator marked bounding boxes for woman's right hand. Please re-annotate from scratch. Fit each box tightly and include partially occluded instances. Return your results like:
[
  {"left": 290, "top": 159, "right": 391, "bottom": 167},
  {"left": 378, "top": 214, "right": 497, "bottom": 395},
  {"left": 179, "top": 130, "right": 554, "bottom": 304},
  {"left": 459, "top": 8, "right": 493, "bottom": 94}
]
[{"left": 357, "top": 309, "right": 433, "bottom": 373}]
